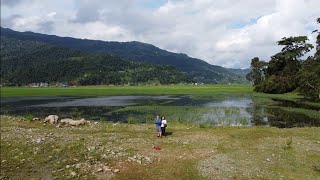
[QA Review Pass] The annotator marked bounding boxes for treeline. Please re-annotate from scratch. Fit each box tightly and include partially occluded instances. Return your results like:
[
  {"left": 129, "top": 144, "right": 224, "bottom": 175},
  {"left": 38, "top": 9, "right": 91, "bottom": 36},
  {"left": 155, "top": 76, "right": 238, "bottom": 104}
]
[
  {"left": 246, "top": 18, "right": 320, "bottom": 100},
  {"left": 0, "top": 37, "right": 192, "bottom": 86}
]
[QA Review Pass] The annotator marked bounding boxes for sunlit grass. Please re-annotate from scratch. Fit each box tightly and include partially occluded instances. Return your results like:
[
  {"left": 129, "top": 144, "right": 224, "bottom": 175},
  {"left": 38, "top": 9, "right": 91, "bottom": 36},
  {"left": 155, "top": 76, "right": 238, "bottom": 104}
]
[{"left": 1, "top": 85, "right": 253, "bottom": 98}]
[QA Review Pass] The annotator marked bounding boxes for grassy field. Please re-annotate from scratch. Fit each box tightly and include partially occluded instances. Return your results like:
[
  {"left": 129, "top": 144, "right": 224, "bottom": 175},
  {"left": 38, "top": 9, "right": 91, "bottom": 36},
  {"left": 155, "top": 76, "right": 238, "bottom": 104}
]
[
  {"left": 0, "top": 85, "right": 253, "bottom": 98},
  {"left": 1, "top": 116, "right": 320, "bottom": 179}
]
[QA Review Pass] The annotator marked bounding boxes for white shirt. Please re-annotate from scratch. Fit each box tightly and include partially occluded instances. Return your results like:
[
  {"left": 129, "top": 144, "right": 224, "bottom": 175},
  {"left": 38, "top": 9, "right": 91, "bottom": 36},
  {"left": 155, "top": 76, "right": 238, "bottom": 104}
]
[{"left": 161, "top": 119, "right": 167, "bottom": 127}]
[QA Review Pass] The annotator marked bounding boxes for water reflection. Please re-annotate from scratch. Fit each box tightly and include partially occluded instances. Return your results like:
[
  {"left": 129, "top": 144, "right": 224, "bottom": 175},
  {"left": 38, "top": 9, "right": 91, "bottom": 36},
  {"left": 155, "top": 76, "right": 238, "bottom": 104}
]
[{"left": 1, "top": 95, "right": 319, "bottom": 128}]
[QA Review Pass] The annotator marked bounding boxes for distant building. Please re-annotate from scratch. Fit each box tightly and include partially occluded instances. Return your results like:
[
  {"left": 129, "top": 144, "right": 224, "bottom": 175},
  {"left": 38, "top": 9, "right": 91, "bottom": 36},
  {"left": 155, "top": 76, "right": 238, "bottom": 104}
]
[
  {"left": 28, "top": 82, "right": 48, "bottom": 87},
  {"left": 56, "top": 82, "right": 69, "bottom": 87}
]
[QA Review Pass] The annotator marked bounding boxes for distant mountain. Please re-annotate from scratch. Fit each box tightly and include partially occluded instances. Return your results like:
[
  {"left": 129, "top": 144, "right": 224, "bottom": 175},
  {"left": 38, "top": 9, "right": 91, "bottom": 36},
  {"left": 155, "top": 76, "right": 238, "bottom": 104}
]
[
  {"left": 1, "top": 27, "right": 247, "bottom": 84},
  {"left": 227, "top": 68, "right": 250, "bottom": 76},
  {"left": 0, "top": 36, "right": 192, "bottom": 85}
]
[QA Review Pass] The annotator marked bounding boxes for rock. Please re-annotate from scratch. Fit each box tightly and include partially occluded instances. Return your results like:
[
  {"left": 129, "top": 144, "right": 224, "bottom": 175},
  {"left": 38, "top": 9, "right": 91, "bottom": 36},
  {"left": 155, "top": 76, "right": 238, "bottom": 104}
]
[
  {"left": 32, "top": 118, "right": 41, "bottom": 121},
  {"left": 34, "top": 138, "right": 42, "bottom": 143},
  {"left": 75, "top": 163, "right": 81, "bottom": 169},
  {"left": 137, "top": 160, "right": 142, "bottom": 164},
  {"left": 101, "top": 154, "right": 107, "bottom": 159},
  {"left": 96, "top": 168, "right": 103, "bottom": 172},
  {"left": 112, "top": 122, "right": 120, "bottom": 127},
  {"left": 144, "top": 157, "right": 151, "bottom": 162},
  {"left": 88, "top": 147, "right": 96, "bottom": 152},
  {"left": 113, "top": 169, "right": 120, "bottom": 173},
  {"left": 60, "top": 118, "right": 73, "bottom": 125},
  {"left": 44, "top": 115, "right": 59, "bottom": 124},
  {"left": 266, "top": 158, "right": 271, "bottom": 162},
  {"left": 66, "top": 165, "right": 70, "bottom": 169},
  {"left": 70, "top": 171, "right": 76, "bottom": 177},
  {"left": 103, "top": 166, "right": 112, "bottom": 172}
]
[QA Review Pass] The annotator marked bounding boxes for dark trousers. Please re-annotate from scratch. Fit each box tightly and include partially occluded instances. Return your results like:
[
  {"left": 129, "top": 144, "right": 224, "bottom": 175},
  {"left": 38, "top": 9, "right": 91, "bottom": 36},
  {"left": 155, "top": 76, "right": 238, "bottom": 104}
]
[{"left": 161, "top": 127, "right": 166, "bottom": 136}]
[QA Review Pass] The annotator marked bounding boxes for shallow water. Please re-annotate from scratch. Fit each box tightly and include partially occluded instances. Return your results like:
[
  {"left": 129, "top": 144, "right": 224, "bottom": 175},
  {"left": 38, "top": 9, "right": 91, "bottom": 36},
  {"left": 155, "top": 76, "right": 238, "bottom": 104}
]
[{"left": 1, "top": 95, "right": 319, "bottom": 128}]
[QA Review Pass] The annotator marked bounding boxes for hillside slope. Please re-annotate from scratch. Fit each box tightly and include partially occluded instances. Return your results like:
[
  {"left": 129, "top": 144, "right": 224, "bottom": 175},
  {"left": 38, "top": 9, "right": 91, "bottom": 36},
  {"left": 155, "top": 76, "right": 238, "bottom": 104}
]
[
  {"left": 1, "top": 27, "right": 246, "bottom": 83},
  {"left": 0, "top": 37, "right": 192, "bottom": 85}
]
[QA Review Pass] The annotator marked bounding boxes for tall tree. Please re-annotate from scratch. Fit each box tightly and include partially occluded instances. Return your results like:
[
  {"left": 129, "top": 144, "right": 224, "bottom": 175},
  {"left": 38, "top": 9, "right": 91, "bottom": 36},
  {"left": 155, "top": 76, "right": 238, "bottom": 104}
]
[
  {"left": 246, "top": 57, "right": 267, "bottom": 91},
  {"left": 298, "top": 18, "right": 320, "bottom": 99},
  {"left": 261, "top": 36, "right": 313, "bottom": 93}
]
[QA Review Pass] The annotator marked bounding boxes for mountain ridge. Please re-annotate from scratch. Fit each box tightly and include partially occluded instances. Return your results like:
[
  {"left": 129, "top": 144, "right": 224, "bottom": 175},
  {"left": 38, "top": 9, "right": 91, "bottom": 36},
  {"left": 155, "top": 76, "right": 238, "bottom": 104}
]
[{"left": 1, "top": 27, "right": 248, "bottom": 84}]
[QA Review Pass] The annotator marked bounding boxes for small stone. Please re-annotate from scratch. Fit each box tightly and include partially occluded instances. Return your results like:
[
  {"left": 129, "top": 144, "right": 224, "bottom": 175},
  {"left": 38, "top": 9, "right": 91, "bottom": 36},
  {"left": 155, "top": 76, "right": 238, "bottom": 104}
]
[
  {"left": 266, "top": 158, "right": 271, "bottom": 162},
  {"left": 137, "top": 160, "right": 142, "bottom": 164},
  {"left": 96, "top": 168, "right": 103, "bottom": 172},
  {"left": 103, "top": 166, "right": 112, "bottom": 172},
  {"left": 70, "top": 171, "right": 76, "bottom": 177},
  {"left": 113, "top": 169, "right": 120, "bottom": 173},
  {"left": 88, "top": 146, "right": 96, "bottom": 152},
  {"left": 75, "top": 163, "right": 81, "bottom": 169},
  {"left": 145, "top": 157, "right": 151, "bottom": 162},
  {"left": 66, "top": 165, "right": 70, "bottom": 169},
  {"left": 101, "top": 154, "right": 107, "bottom": 159}
]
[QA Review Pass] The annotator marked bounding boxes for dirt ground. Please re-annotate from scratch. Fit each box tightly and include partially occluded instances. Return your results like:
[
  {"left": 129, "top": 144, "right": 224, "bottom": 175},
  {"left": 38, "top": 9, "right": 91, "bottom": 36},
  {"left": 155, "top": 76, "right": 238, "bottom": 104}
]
[{"left": 1, "top": 115, "right": 320, "bottom": 179}]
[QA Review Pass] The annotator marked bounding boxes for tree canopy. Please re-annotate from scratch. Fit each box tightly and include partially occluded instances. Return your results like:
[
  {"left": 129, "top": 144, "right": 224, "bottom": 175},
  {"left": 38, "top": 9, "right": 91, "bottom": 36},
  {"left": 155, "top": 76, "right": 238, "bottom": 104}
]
[{"left": 247, "top": 18, "right": 320, "bottom": 100}]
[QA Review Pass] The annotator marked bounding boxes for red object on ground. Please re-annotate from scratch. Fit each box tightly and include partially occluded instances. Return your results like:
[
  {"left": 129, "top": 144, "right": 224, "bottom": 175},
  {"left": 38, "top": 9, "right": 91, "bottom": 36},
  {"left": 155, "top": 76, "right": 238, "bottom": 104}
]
[{"left": 154, "top": 146, "right": 161, "bottom": 150}]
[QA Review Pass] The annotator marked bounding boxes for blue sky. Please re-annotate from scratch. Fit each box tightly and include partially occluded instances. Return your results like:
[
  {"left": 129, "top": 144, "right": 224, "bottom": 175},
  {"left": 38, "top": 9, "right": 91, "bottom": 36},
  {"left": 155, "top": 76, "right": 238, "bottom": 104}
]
[
  {"left": 142, "top": 0, "right": 167, "bottom": 9},
  {"left": 1, "top": 0, "right": 319, "bottom": 68}
]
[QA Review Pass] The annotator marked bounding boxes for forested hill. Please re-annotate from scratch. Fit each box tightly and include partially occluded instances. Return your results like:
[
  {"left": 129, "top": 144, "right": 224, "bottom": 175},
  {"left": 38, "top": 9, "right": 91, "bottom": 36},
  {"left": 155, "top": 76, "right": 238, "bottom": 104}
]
[
  {"left": 1, "top": 27, "right": 247, "bottom": 84},
  {"left": 0, "top": 36, "right": 192, "bottom": 85}
]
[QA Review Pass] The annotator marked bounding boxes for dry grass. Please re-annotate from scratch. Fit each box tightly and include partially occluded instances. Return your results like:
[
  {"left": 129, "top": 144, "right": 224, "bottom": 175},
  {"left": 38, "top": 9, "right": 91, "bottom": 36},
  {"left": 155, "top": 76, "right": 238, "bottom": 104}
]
[{"left": 1, "top": 116, "right": 320, "bottom": 179}]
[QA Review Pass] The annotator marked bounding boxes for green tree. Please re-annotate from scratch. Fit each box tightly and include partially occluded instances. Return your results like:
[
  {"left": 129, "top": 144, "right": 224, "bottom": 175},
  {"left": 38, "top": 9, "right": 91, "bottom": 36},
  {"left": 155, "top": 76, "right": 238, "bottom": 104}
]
[
  {"left": 246, "top": 57, "right": 267, "bottom": 91},
  {"left": 261, "top": 36, "right": 313, "bottom": 93},
  {"left": 297, "top": 18, "right": 320, "bottom": 99}
]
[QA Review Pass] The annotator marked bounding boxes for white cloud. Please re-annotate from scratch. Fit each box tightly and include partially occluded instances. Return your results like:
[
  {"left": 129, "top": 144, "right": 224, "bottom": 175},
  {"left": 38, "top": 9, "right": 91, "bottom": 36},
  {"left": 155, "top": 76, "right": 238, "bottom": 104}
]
[{"left": 1, "top": 0, "right": 319, "bottom": 68}]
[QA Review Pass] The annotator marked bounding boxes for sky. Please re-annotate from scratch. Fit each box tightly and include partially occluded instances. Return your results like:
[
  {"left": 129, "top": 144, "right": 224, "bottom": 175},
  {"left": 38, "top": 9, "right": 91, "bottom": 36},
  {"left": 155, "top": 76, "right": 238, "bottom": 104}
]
[{"left": 1, "top": 0, "right": 319, "bottom": 68}]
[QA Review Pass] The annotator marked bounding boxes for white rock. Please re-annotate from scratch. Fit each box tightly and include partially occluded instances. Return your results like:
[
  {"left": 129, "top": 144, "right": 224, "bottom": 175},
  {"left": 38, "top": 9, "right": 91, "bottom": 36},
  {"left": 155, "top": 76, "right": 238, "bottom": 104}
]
[
  {"left": 70, "top": 171, "right": 76, "bottom": 177},
  {"left": 103, "top": 166, "right": 112, "bottom": 172},
  {"left": 75, "top": 163, "right": 81, "bottom": 169},
  {"left": 113, "top": 169, "right": 120, "bottom": 173}
]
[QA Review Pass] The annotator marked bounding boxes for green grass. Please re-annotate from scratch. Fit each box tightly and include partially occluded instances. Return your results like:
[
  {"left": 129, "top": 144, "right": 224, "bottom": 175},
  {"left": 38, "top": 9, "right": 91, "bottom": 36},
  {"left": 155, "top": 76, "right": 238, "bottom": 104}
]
[{"left": 0, "top": 85, "right": 253, "bottom": 98}]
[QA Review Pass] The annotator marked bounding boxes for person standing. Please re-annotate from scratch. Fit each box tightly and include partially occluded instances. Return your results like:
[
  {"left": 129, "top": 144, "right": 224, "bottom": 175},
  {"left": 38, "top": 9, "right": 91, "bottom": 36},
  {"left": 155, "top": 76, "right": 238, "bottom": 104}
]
[
  {"left": 161, "top": 116, "right": 167, "bottom": 137},
  {"left": 154, "top": 115, "right": 162, "bottom": 137}
]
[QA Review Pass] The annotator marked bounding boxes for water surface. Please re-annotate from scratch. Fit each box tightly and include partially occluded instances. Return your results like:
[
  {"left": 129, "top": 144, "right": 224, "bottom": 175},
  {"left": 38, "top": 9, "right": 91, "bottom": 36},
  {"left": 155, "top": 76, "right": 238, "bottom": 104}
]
[{"left": 1, "top": 95, "right": 319, "bottom": 128}]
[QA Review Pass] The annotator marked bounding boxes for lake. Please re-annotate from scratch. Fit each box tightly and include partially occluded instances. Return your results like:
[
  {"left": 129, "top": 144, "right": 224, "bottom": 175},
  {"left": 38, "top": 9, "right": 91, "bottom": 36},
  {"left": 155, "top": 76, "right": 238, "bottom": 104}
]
[{"left": 1, "top": 95, "right": 319, "bottom": 128}]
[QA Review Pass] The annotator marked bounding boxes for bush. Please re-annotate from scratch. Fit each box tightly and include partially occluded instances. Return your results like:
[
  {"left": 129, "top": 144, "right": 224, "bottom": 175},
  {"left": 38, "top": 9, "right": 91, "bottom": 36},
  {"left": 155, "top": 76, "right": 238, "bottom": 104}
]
[{"left": 25, "top": 114, "right": 33, "bottom": 121}]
